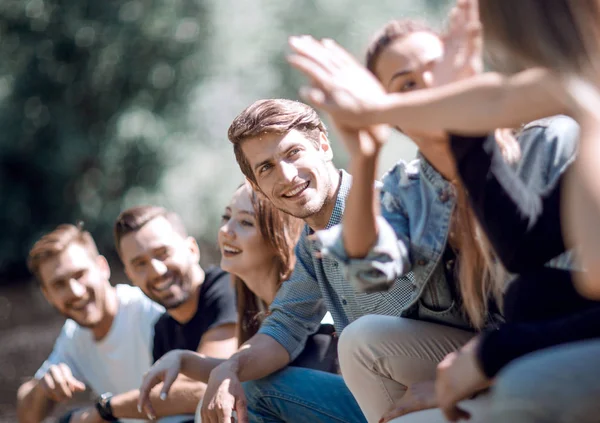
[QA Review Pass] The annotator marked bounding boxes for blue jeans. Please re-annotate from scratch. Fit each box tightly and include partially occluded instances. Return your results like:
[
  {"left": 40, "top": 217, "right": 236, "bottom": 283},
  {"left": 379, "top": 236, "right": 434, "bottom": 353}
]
[
  {"left": 243, "top": 366, "right": 367, "bottom": 423},
  {"left": 491, "top": 339, "right": 600, "bottom": 423}
]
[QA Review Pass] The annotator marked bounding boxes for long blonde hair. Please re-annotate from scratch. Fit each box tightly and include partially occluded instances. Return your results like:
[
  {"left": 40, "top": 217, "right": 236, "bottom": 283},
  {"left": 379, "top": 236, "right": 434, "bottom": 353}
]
[{"left": 366, "top": 20, "right": 511, "bottom": 328}]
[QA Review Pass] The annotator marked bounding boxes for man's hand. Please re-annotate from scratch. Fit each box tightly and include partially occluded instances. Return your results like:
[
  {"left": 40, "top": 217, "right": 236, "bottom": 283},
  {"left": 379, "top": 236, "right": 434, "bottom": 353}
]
[
  {"left": 288, "top": 36, "right": 389, "bottom": 130},
  {"left": 436, "top": 338, "right": 491, "bottom": 422},
  {"left": 380, "top": 380, "right": 437, "bottom": 423},
  {"left": 436, "top": 0, "right": 483, "bottom": 85},
  {"left": 201, "top": 363, "right": 248, "bottom": 423},
  {"left": 68, "top": 406, "right": 103, "bottom": 423},
  {"left": 39, "top": 363, "right": 86, "bottom": 403}
]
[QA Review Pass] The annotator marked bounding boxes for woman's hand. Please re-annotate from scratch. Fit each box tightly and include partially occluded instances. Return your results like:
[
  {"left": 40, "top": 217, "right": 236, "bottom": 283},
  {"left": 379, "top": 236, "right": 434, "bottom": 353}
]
[
  {"left": 436, "top": 338, "right": 491, "bottom": 422},
  {"left": 137, "top": 349, "right": 188, "bottom": 419},
  {"left": 288, "top": 36, "right": 390, "bottom": 130}
]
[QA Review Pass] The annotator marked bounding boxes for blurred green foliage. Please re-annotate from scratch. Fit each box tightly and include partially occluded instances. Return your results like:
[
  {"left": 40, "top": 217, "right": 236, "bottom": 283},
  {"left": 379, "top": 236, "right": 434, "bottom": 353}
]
[{"left": 0, "top": 0, "right": 451, "bottom": 282}]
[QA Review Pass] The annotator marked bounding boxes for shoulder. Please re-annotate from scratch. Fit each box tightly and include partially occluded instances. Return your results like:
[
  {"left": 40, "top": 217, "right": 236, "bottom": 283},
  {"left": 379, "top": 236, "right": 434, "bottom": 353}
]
[
  {"left": 115, "top": 284, "right": 165, "bottom": 318},
  {"left": 380, "top": 158, "right": 421, "bottom": 188},
  {"left": 379, "top": 158, "right": 421, "bottom": 213},
  {"left": 519, "top": 115, "right": 579, "bottom": 163},
  {"left": 201, "top": 267, "right": 235, "bottom": 301},
  {"left": 60, "top": 319, "right": 81, "bottom": 340}
]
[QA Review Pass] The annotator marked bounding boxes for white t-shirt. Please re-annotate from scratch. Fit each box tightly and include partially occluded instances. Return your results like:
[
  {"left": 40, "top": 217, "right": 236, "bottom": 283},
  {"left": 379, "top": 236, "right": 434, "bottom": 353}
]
[{"left": 36, "top": 284, "right": 164, "bottom": 423}]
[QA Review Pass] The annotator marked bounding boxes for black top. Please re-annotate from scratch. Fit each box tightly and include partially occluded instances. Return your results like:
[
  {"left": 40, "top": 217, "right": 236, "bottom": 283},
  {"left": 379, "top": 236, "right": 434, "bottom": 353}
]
[
  {"left": 449, "top": 133, "right": 600, "bottom": 378},
  {"left": 152, "top": 267, "right": 237, "bottom": 362}
]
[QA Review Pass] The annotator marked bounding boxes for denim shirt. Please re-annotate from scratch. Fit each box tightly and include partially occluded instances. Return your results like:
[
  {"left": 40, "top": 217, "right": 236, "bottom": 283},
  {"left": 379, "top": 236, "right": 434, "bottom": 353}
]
[{"left": 316, "top": 115, "right": 579, "bottom": 330}]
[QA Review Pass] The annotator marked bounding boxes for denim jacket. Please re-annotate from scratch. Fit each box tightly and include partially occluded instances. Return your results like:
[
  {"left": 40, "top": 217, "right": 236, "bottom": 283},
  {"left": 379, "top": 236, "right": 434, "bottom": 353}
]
[{"left": 316, "top": 115, "right": 579, "bottom": 329}]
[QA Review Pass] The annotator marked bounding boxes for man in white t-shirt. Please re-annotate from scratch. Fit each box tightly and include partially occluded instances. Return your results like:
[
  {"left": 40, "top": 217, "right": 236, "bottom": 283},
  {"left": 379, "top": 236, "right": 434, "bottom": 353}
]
[{"left": 16, "top": 223, "right": 204, "bottom": 423}]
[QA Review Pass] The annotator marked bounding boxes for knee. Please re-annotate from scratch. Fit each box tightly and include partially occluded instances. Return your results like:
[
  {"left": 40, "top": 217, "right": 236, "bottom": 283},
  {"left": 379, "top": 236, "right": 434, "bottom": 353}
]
[
  {"left": 490, "top": 356, "right": 555, "bottom": 421},
  {"left": 338, "top": 315, "right": 383, "bottom": 362}
]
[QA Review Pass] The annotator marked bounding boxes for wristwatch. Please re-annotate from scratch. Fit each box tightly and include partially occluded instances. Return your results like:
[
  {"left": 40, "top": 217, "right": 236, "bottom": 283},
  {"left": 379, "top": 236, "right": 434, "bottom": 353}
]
[{"left": 95, "top": 392, "right": 118, "bottom": 422}]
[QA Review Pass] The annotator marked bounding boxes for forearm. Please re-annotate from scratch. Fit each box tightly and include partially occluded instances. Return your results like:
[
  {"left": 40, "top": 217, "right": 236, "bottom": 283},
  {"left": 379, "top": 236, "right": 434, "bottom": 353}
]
[
  {"left": 112, "top": 377, "right": 205, "bottom": 419},
  {"left": 16, "top": 380, "right": 54, "bottom": 423},
  {"left": 221, "top": 334, "right": 290, "bottom": 382},
  {"left": 478, "top": 300, "right": 600, "bottom": 378},
  {"left": 179, "top": 350, "right": 225, "bottom": 383},
  {"left": 565, "top": 123, "right": 600, "bottom": 299},
  {"left": 343, "top": 152, "right": 380, "bottom": 258},
  {"left": 370, "top": 69, "right": 566, "bottom": 135}
]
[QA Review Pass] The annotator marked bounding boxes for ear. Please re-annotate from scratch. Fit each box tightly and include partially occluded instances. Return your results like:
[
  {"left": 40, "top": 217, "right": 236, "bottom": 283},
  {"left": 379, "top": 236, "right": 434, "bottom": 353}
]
[
  {"left": 319, "top": 132, "right": 334, "bottom": 161},
  {"left": 95, "top": 255, "right": 111, "bottom": 281},
  {"left": 187, "top": 236, "right": 201, "bottom": 263}
]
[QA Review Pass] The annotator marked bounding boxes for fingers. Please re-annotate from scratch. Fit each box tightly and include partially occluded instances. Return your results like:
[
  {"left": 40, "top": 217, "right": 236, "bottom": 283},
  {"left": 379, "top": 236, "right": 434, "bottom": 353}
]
[
  {"left": 138, "top": 372, "right": 161, "bottom": 420},
  {"left": 58, "top": 363, "right": 86, "bottom": 392},
  {"left": 289, "top": 36, "right": 338, "bottom": 75},
  {"left": 160, "top": 368, "right": 179, "bottom": 399},
  {"left": 288, "top": 55, "right": 331, "bottom": 92},
  {"left": 298, "top": 86, "right": 327, "bottom": 108},
  {"left": 42, "top": 365, "right": 78, "bottom": 401},
  {"left": 441, "top": 404, "right": 471, "bottom": 422},
  {"left": 235, "top": 392, "right": 248, "bottom": 423}
]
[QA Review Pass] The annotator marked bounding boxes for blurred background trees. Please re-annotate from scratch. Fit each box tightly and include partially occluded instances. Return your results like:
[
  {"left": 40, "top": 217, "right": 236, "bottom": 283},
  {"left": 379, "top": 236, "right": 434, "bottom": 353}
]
[{"left": 0, "top": 0, "right": 452, "bottom": 282}]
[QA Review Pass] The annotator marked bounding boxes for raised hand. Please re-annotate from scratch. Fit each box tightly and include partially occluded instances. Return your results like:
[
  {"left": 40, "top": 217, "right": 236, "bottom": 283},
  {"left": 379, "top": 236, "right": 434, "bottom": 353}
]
[
  {"left": 435, "top": 0, "right": 483, "bottom": 85},
  {"left": 39, "top": 363, "right": 86, "bottom": 402},
  {"left": 288, "top": 36, "right": 389, "bottom": 130}
]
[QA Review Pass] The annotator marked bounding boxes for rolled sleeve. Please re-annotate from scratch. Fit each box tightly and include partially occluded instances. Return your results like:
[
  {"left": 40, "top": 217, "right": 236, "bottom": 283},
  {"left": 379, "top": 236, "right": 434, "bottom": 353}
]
[
  {"left": 258, "top": 236, "right": 326, "bottom": 361},
  {"left": 314, "top": 216, "right": 408, "bottom": 292}
]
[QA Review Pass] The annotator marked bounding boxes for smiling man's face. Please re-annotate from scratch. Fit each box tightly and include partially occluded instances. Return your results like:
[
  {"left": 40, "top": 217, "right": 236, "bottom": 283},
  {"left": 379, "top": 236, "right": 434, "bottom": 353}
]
[
  {"left": 39, "top": 243, "right": 110, "bottom": 328},
  {"left": 120, "top": 216, "right": 199, "bottom": 309},
  {"left": 242, "top": 129, "right": 336, "bottom": 222}
]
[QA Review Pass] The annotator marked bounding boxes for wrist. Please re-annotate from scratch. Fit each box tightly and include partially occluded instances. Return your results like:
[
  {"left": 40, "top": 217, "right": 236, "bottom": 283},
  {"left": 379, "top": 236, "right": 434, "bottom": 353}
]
[{"left": 95, "top": 393, "right": 118, "bottom": 422}]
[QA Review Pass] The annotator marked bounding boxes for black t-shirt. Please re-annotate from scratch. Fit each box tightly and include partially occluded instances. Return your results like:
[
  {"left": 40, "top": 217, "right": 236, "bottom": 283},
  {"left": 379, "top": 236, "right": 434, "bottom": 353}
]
[{"left": 152, "top": 266, "right": 237, "bottom": 362}]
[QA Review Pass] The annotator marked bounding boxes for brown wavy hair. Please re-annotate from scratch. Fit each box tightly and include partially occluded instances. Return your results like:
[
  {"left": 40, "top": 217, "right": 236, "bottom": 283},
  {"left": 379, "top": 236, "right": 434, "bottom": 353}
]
[
  {"left": 367, "top": 19, "right": 507, "bottom": 328},
  {"left": 232, "top": 182, "right": 304, "bottom": 344}
]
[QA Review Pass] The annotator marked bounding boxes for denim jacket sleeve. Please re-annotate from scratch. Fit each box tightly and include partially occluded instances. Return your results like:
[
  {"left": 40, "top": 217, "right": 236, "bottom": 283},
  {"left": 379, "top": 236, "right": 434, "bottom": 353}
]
[
  {"left": 258, "top": 233, "right": 327, "bottom": 361},
  {"left": 314, "top": 168, "right": 411, "bottom": 292}
]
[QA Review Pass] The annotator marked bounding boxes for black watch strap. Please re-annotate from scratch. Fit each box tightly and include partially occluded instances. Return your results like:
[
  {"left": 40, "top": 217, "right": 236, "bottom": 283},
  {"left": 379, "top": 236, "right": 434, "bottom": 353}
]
[{"left": 95, "top": 392, "right": 118, "bottom": 422}]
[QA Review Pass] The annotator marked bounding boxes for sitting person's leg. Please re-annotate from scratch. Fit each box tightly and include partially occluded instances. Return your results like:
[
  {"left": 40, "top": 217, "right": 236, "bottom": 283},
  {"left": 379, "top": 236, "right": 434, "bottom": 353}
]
[
  {"left": 491, "top": 339, "right": 600, "bottom": 423},
  {"left": 243, "top": 366, "right": 367, "bottom": 423},
  {"left": 338, "top": 315, "right": 473, "bottom": 423}
]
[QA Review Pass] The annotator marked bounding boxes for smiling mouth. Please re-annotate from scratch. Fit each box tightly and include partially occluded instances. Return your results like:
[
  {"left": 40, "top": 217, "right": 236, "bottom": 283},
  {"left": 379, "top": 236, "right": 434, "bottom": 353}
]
[
  {"left": 282, "top": 181, "right": 309, "bottom": 198},
  {"left": 69, "top": 298, "right": 92, "bottom": 311},
  {"left": 222, "top": 244, "right": 242, "bottom": 255},
  {"left": 152, "top": 275, "right": 177, "bottom": 293}
]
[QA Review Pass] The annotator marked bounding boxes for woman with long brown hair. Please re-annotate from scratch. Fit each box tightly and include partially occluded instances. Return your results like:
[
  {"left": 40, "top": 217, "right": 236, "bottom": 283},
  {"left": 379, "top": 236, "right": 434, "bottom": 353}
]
[
  {"left": 286, "top": 2, "right": 578, "bottom": 423},
  {"left": 219, "top": 181, "right": 303, "bottom": 346}
]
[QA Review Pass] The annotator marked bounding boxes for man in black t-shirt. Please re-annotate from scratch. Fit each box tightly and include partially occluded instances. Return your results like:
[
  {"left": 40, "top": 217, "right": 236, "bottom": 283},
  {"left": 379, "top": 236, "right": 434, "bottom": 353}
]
[
  {"left": 152, "top": 266, "right": 236, "bottom": 362},
  {"left": 114, "top": 205, "right": 238, "bottom": 420}
]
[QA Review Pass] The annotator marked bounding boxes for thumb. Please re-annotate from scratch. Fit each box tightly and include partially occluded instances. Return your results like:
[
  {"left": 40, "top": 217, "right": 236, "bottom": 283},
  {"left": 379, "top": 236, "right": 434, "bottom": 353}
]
[{"left": 299, "top": 86, "right": 326, "bottom": 107}]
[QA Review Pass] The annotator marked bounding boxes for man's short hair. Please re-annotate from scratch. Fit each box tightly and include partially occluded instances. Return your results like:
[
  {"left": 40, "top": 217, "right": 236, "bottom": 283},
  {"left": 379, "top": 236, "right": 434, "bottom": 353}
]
[
  {"left": 227, "top": 99, "right": 328, "bottom": 185},
  {"left": 28, "top": 223, "right": 100, "bottom": 284},
  {"left": 113, "top": 205, "right": 188, "bottom": 256}
]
